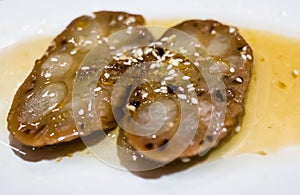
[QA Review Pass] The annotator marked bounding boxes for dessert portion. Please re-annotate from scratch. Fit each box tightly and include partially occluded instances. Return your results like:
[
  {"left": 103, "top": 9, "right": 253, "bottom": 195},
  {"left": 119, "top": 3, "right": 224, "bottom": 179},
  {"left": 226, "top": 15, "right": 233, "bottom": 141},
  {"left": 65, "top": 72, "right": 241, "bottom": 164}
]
[
  {"left": 7, "top": 12, "right": 253, "bottom": 164},
  {"left": 7, "top": 11, "right": 146, "bottom": 147}
]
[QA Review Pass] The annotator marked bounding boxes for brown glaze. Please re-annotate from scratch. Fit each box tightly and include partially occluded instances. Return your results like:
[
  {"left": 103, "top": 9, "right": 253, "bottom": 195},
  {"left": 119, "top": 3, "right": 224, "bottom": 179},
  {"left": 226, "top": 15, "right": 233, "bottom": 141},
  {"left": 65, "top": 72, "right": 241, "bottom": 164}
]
[
  {"left": 7, "top": 11, "right": 146, "bottom": 147},
  {"left": 123, "top": 20, "right": 253, "bottom": 162}
]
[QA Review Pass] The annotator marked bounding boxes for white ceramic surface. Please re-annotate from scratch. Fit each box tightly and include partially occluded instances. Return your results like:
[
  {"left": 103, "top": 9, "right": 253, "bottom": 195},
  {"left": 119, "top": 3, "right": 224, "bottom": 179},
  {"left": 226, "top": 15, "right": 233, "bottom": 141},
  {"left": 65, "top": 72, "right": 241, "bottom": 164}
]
[{"left": 1, "top": 0, "right": 300, "bottom": 194}]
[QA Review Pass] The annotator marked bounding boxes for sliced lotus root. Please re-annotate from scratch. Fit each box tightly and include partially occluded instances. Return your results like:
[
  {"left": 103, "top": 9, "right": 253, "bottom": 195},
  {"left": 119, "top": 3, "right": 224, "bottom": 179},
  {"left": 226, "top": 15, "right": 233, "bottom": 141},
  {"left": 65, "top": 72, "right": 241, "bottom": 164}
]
[
  {"left": 121, "top": 20, "right": 253, "bottom": 162},
  {"left": 7, "top": 11, "right": 147, "bottom": 147}
]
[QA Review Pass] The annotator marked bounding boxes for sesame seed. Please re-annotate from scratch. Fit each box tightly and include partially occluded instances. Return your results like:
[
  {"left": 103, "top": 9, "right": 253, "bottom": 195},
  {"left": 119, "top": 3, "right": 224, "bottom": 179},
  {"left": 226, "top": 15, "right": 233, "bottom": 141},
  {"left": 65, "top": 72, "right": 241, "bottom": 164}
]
[
  {"left": 178, "top": 86, "right": 184, "bottom": 91},
  {"left": 126, "top": 28, "right": 132, "bottom": 34},
  {"left": 104, "top": 73, "right": 110, "bottom": 78},
  {"left": 142, "top": 93, "right": 148, "bottom": 98},
  {"left": 50, "top": 57, "right": 58, "bottom": 62},
  {"left": 182, "top": 76, "right": 191, "bottom": 80},
  {"left": 154, "top": 88, "right": 161, "bottom": 93},
  {"left": 57, "top": 136, "right": 66, "bottom": 142},
  {"left": 78, "top": 109, "right": 84, "bottom": 115},
  {"left": 119, "top": 55, "right": 127, "bottom": 60},
  {"left": 161, "top": 37, "right": 169, "bottom": 42},
  {"left": 115, "top": 52, "right": 122, "bottom": 56},
  {"left": 125, "top": 16, "right": 136, "bottom": 24},
  {"left": 155, "top": 41, "right": 163, "bottom": 46},
  {"left": 81, "top": 66, "right": 90, "bottom": 70},
  {"left": 242, "top": 46, "right": 248, "bottom": 51},
  {"left": 70, "top": 50, "right": 77, "bottom": 55},
  {"left": 191, "top": 97, "right": 198, "bottom": 104},
  {"left": 68, "top": 37, "right": 75, "bottom": 44},
  {"left": 167, "top": 64, "right": 173, "bottom": 70},
  {"left": 109, "top": 46, "right": 116, "bottom": 50},
  {"left": 160, "top": 86, "right": 168, "bottom": 93},
  {"left": 113, "top": 56, "right": 120, "bottom": 61},
  {"left": 293, "top": 69, "right": 299, "bottom": 77},
  {"left": 152, "top": 50, "right": 160, "bottom": 60},
  {"left": 229, "top": 27, "right": 236, "bottom": 33},
  {"left": 103, "top": 37, "right": 108, "bottom": 43},
  {"left": 194, "top": 61, "right": 200, "bottom": 66},
  {"left": 241, "top": 54, "right": 247, "bottom": 60},
  {"left": 211, "top": 30, "right": 216, "bottom": 35},
  {"left": 150, "top": 63, "right": 157, "bottom": 69},
  {"left": 235, "top": 125, "right": 241, "bottom": 133},
  {"left": 94, "top": 87, "right": 102, "bottom": 92},
  {"left": 117, "top": 15, "right": 124, "bottom": 21},
  {"left": 152, "top": 135, "right": 157, "bottom": 139},
  {"left": 180, "top": 48, "right": 188, "bottom": 54},
  {"left": 221, "top": 127, "right": 227, "bottom": 133},
  {"left": 123, "top": 60, "right": 132, "bottom": 65},
  {"left": 168, "top": 122, "right": 175, "bottom": 128},
  {"left": 168, "top": 34, "right": 177, "bottom": 40},
  {"left": 76, "top": 26, "right": 83, "bottom": 31},
  {"left": 164, "top": 50, "right": 171, "bottom": 55},
  {"left": 44, "top": 72, "right": 52, "bottom": 78},
  {"left": 172, "top": 73, "right": 178, "bottom": 77},
  {"left": 229, "top": 67, "right": 235, "bottom": 73},
  {"left": 166, "top": 52, "right": 175, "bottom": 58},
  {"left": 88, "top": 102, "right": 92, "bottom": 112},
  {"left": 144, "top": 47, "right": 153, "bottom": 55},
  {"left": 48, "top": 92, "right": 55, "bottom": 97},
  {"left": 184, "top": 62, "right": 191, "bottom": 65},
  {"left": 161, "top": 89, "right": 168, "bottom": 94},
  {"left": 195, "top": 44, "right": 201, "bottom": 48},
  {"left": 136, "top": 48, "right": 143, "bottom": 57},
  {"left": 132, "top": 155, "right": 137, "bottom": 161},
  {"left": 170, "top": 59, "right": 179, "bottom": 66},
  {"left": 84, "top": 40, "right": 93, "bottom": 45},
  {"left": 247, "top": 54, "right": 252, "bottom": 60},
  {"left": 165, "top": 76, "right": 173, "bottom": 81},
  {"left": 126, "top": 104, "right": 136, "bottom": 112},
  {"left": 188, "top": 87, "right": 195, "bottom": 92},
  {"left": 168, "top": 69, "right": 175, "bottom": 75},
  {"left": 177, "top": 94, "right": 187, "bottom": 100},
  {"left": 235, "top": 77, "right": 243, "bottom": 83},
  {"left": 181, "top": 157, "right": 191, "bottom": 163},
  {"left": 187, "top": 83, "right": 193, "bottom": 88}
]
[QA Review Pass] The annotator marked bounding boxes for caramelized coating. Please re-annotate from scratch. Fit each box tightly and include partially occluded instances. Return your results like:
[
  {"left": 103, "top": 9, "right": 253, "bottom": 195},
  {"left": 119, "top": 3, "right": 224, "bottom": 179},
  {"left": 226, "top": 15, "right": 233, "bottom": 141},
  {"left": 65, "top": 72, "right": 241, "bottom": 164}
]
[
  {"left": 7, "top": 11, "right": 146, "bottom": 147},
  {"left": 123, "top": 20, "right": 253, "bottom": 162},
  {"left": 7, "top": 15, "right": 253, "bottom": 164}
]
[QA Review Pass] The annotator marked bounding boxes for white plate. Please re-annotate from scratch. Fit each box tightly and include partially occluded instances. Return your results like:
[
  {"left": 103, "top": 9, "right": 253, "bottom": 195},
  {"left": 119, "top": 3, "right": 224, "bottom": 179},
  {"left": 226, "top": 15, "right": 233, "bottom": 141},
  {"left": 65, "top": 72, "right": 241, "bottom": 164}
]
[{"left": 1, "top": 0, "right": 300, "bottom": 194}]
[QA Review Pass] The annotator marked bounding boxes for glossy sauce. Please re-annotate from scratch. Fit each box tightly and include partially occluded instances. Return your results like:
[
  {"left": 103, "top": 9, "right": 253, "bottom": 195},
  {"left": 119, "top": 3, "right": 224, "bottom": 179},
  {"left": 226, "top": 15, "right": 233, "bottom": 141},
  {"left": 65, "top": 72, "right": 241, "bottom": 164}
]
[
  {"left": 1, "top": 24, "right": 300, "bottom": 162},
  {"left": 211, "top": 28, "right": 300, "bottom": 159}
]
